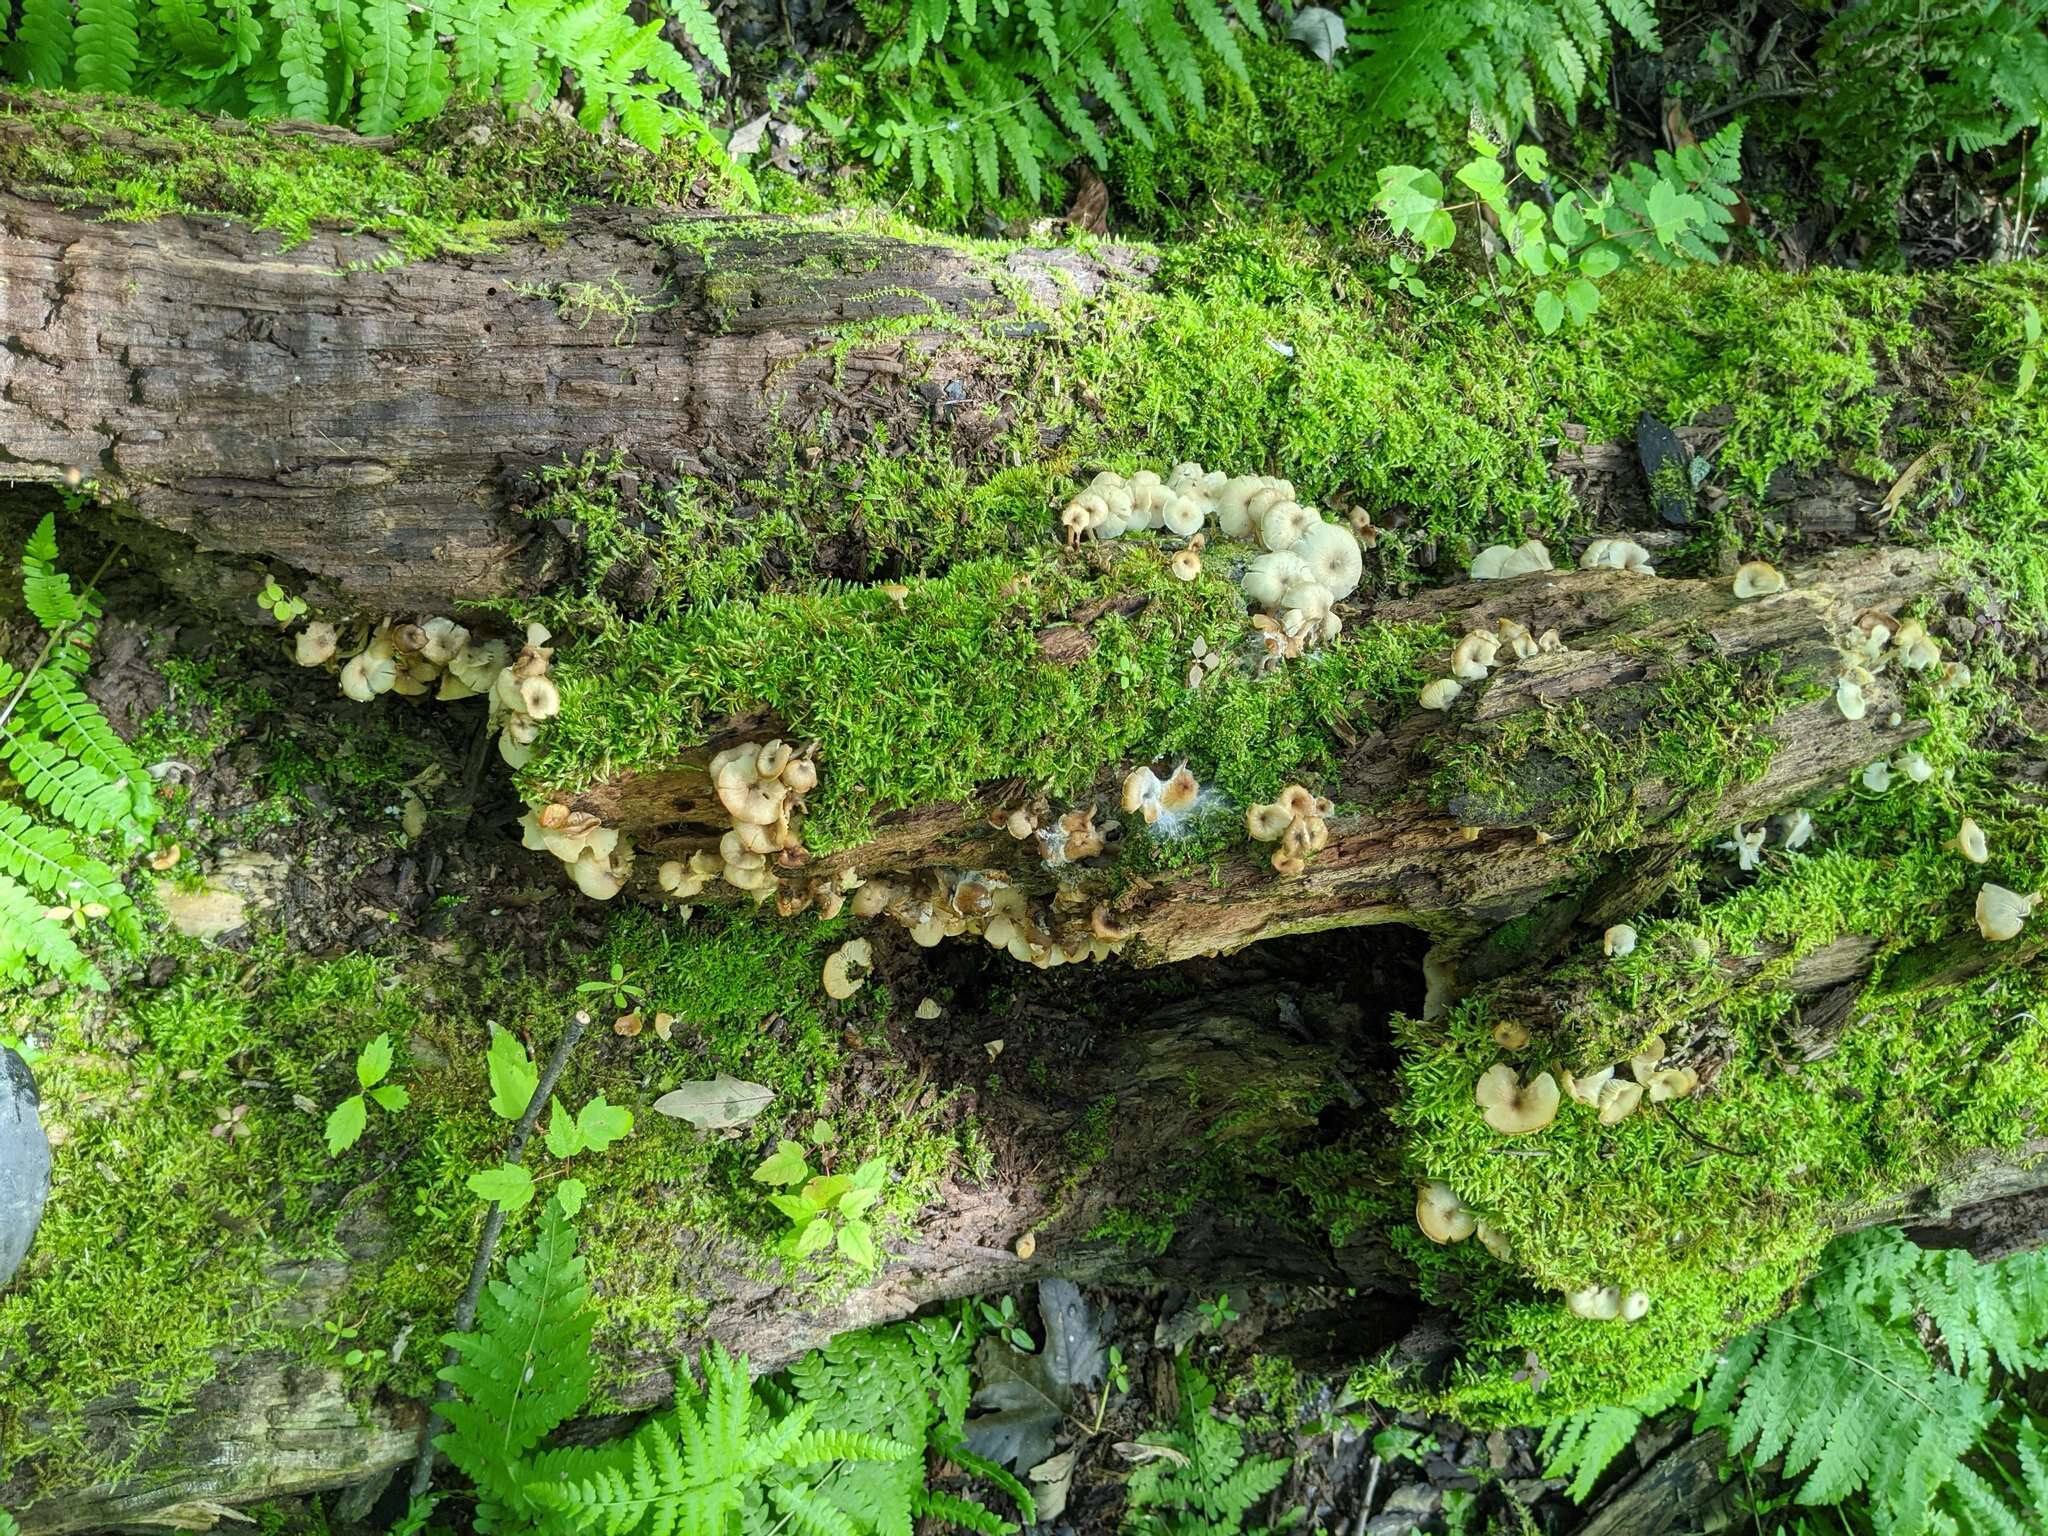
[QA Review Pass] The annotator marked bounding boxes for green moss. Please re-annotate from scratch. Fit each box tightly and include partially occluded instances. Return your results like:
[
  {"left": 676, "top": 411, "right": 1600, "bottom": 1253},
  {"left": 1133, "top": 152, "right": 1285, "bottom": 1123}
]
[{"left": 0, "top": 89, "right": 740, "bottom": 260}]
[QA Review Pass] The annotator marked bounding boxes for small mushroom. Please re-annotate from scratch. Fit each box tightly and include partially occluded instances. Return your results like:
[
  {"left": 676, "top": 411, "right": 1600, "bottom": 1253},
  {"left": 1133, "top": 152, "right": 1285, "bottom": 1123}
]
[
  {"left": 1566, "top": 1285, "right": 1623, "bottom": 1321},
  {"left": 1976, "top": 884, "right": 2037, "bottom": 943},
  {"left": 1860, "top": 760, "right": 1893, "bottom": 794},
  {"left": 822, "top": 938, "right": 874, "bottom": 1000},
  {"left": 1603, "top": 924, "right": 1637, "bottom": 959},
  {"left": 1620, "top": 1289, "right": 1652, "bottom": 1322},
  {"left": 1415, "top": 1181, "right": 1476, "bottom": 1244},
  {"left": 1895, "top": 751, "right": 1934, "bottom": 784},
  {"left": 1951, "top": 817, "right": 1989, "bottom": 864},
  {"left": 1474, "top": 1221, "right": 1513, "bottom": 1261},
  {"left": 1492, "top": 1020, "right": 1531, "bottom": 1050},
  {"left": 1892, "top": 618, "right": 1941, "bottom": 671},
  {"left": 1597, "top": 1078, "right": 1645, "bottom": 1125},
  {"left": 294, "top": 622, "right": 339, "bottom": 667},
  {"left": 1836, "top": 676, "right": 1868, "bottom": 721},
  {"left": 1581, "top": 537, "right": 1655, "bottom": 575},
  {"left": 1170, "top": 549, "right": 1202, "bottom": 582},
  {"left": 1645, "top": 1066, "right": 1699, "bottom": 1102},
  {"left": 1629, "top": 1035, "right": 1667, "bottom": 1081},
  {"left": 1474, "top": 1064, "right": 1560, "bottom": 1136},
  {"left": 1732, "top": 560, "right": 1786, "bottom": 599},
  {"left": 1776, "top": 809, "right": 1815, "bottom": 851},
  {"left": 1720, "top": 824, "right": 1766, "bottom": 872},
  {"left": 1419, "top": 678, "right": 1463, "bottom": 711},
  {"left": 1450, "top": 630, "right": 1501, "bottom": 681},
  {"left": 1566, "top": 1065, "right": 1615, "bottom": 1107}
]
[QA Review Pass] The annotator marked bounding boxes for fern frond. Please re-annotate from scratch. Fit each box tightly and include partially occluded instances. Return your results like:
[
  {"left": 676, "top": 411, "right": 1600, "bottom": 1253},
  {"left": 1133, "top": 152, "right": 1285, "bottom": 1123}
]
[
  {"left": 0, "top": 802, "right": 141, "bottom": 948},
  {"left": 74, "top": 0, "right": 143, "bottom": 90},
  {"left": 21, "top": 515, "right": 82, "bottom": 634},
  {"left": 768, "top": 1483, "right": 863, "bottom": 1536},
  {"left": 8, "top": 0, "right": 75, "bottom": 85},
  {"left": 27, "top": 670, "right": 154, "bottom": 830},
  {"left": 348, "top": 0, "right": 419, "bottom": 133},
  {"left": 665, "top": 0, "right": 727, "bottom": 74},
  {"left": 912, "top": 1487, "right": 1014, "bottom": 1536},
  {"left": 0, "top": 870, "right": 104, "bottom": 989},
  {"left": 437, "top": 1197, "right": 594, "bottom": 1511}
]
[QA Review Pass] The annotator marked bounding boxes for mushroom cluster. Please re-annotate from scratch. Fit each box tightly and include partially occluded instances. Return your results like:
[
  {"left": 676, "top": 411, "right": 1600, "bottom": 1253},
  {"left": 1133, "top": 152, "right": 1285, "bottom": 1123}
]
[
  {"left": 1245, "top": 785, "right": 1333, "bottom": 876},
  {"left": 306, "top": 615, "right": 559, "bottom": 770},
  {"left": 1414, "top": 1181, "right": 1514, "bottom": 1258},
  {"left": 847, "top": 865, "right": 1129, "bottom": 969},
  {"left": 1058, "top": 464, "right": 1365, "bottom": 651},
  {"left": 1122, "top": 763, "right": 1202, "bottom": 831},
  {"left": 520, "top": 803, "right": 633, "bottom": 900},
  {"left": 1833, "top": 609, "right": 1945, "bottom": 722},
  {"left": 656, "top": 738, "right": 820, "bottom": 903},
  {"left": 1566, "top": 1284, "right": 1652, "bottom": 1322},
  {"left": 1418, "top": 614, "right": 1564, "bottom": 709},
  {"left": 1579, "top": 537, "right": 1655, "bottom": 575},
  {"left": 1561, "top": 1032, "right": 1699, "bottom": 1128}
]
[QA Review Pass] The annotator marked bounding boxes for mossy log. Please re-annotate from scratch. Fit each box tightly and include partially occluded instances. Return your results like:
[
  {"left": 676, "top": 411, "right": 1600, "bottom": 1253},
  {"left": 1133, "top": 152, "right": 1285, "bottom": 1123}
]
[
  {"left": 0, "top": 169, "right": 1138, "bottom": 609},
  {"left": 568, "top": 544, "right": 1942, "bottom": 969}
]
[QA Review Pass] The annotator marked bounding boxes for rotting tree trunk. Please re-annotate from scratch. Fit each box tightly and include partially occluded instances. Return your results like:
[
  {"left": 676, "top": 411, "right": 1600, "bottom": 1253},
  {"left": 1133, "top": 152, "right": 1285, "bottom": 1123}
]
[{"left": 574, "top": 545, "right": 1947, "bottom": 973}]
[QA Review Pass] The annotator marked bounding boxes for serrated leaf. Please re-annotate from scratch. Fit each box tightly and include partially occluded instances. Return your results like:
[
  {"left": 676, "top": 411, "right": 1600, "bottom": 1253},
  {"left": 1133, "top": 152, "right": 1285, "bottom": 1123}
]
[
  {"left": 652, "top": 1074, "right": 773, "bottom": 1130},
  {"left": 753, "top": 1139, "right": 810, "bottom": 1186},
  {"left": 367, "top": 1083, "right": 409, "bottom": 1113},
  {"left": 965, "top": 1278, "right": 1105, "bottom": 1470},
  {"left": 325, "top": 1093, "right": 368, "bottom": 1155},
  {"left": 575, "top": 1095, "right": 631, "bottom": 1151},
  {"left": 545, "top": 1097, "right": 585, "bottom": 1159},
  {"left": 556, "top": 1176, "right": 586, "bottom": 1218},
  {"left": 793, "top": 1216, "right": 833, "bottom": 1256},
  {"left": 837, "top": 1217, "right": 876, "bottom": 1267},
  {"left": 467, "top": 1163, "right": 535, "bottom": 1211},
  {"left": 487, "top": 1029, "right": 537, "bottom": 1121},
  {"left": 356, "top": 1032, "right": 393, "bottom": 1088}
]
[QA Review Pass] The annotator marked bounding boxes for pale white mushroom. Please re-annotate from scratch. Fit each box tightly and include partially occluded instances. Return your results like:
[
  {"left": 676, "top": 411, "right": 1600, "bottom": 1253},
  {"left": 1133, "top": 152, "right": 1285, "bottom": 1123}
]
[
  {"left": 1416, "top": 1181, "right": 1476, "bottom": 1244},
  {"left": 822, "top": 938, "right": 875, "bottom": 999},
  {"left": 1951, "top": 817, "right": 1989, "bottom": 864},
  {"left": 1566, "top": 1285, "right": 1623, "bottom": 1321},
  {"left": 1474, "top": 1065, "right": 1560, "bottom": 1135},
  {"left": 1293, "top": 522, "right": 1364, "bottom": 600},
  {"left": 1732, "top": 560, "right": 1785, "bottom": 599},
  {"left": 1450, "top": 631, "right": 1502, "bottom": 681},
  {"left": 1836, "top": 676, "right": 1868, "bottom": 721},
  {"left": 1976, "top": 884, "right": 2037, "bottom": 942},
  {"left": 1603, "top": 924, "right": 1637, "bottom": 959},
  {"left": 1420, "top": 679, "right": 1464, "bottom": 711}
]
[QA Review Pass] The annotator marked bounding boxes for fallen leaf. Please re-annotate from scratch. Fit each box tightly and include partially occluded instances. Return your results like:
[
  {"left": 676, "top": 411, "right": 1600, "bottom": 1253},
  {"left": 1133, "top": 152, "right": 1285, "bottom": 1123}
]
[
  {"left": 728, "top": 113, "right": 770, "bottom": 158},
  {"left": 985, "top": 1038, "right": 1005, "bottom": 1063},
  {"left": 399, "top": 789, "right": 427, "bottom": 839},
  {"left": 1878, "top": 445, "right": 1944, "bottom": 521},
  {"left": 1115, "top": 1438, "right": 1192, "bottom": 1468},
  {"left": 964, "top": 1278, "right": 1105, "bottom": 1471},
  {"left": 1288, "top": 5, "right": 1349, "bottom": 63},
  {"left": 1029, "top": 1449, "right": 1076, "bottom": 1524},
  {"left": 614, "top": 1011, "right": 643, "bottom": 1037},
  {"left": 1065, "top": 168, "right": 1109, "bottom": 234},
  {"left": 652, "top": 1074, "right": 775, "bottom": 1130}
]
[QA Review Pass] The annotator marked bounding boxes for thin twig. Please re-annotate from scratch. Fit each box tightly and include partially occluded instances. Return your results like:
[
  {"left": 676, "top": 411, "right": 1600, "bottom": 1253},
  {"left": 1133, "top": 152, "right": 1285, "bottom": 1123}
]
[
  {"left": 1651, "top": 1098, "right": 1759, "bottom": 1158},
  {"left": 405, "top": 1010, "right": 591, "bottom": 1501}
]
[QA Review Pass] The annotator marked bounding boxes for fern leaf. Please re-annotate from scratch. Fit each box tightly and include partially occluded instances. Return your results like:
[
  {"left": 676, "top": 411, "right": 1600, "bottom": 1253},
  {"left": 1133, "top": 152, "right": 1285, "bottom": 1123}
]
[
  {"left": 768, "top": 1483, "right": 862, "bottom": 1536},
  {"left": 8, "top": 0, "right": 75, "bottom": 85},
  {"left": 74, "top": 0, "right": 143, "bottom": 90},
  {"left": 991, "top": 106, "right": 1042, "bottom": 202},
  {"left": 1, "top": 731, "right": 136, "bottom": 836},
  {"left": 28, "top": 671, "right": 154, "bottom": 830},
  {"left": 1601, "top": 0, "right": 1660, "bottom": 48},
  {"left": 0, "top": 802, "right": 140, "bottom": 946},
  {"left": 268, "top": 0, "right": 331, "bottom": 118},
  {"left": 911, "top": 1487, "right": 1013, "bottom": 1536},
  {"left": 0, "top": 871, "right": 104, "bottom": 990},
  {"left": 1108, "top": 14, "right": 1175, "bottom": 135},
  {"left": 1182, "top": 0, "right": 1247, "bottom": 84},
  {"left": 21, "top": 516, "right": 81, "bottom": 635},
  {"left": 349, "top": 0, "right": 414, "bottom": 134},
  {"left": 1546, "top": 1404, "right": 1641, "bottom": 1502},
  {"left": 666, "top": 0, "right": 727, "bottom": 75},
  {"left": 1023, "top": 0, "right": 1059, "bottom": 68},
  {"left": 437, "top": 1198, "right": 595, "bottom": 1510},
  {"left": 150, "top": 0, "right": 228, "bottom": 68},
  {"left": 781, "top": 1428, "right": 918, "bottom": 1467}
]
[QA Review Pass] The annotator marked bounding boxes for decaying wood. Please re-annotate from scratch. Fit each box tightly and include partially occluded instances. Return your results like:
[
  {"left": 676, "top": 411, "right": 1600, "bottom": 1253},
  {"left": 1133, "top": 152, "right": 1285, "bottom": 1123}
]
[{"left": 569, "top": 546, "right": 1949, "bottom": 974}]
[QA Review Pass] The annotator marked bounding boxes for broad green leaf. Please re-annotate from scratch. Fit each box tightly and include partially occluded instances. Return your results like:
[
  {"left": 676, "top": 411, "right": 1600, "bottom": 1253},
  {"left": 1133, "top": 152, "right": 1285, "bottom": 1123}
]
[
  {"left": 1533, "top": 290, "right": 1566, "bottom": 335},
  {"left": 837, "top": 1217, "right": 877, "bottom": 1267},
  {"left": 575, "top": 1095, "right": 632, "bottom": 1152},
  {"left": 2020, "top": 350, "right": 2039, "bottom": 396},
  {"left": 1578, "top": 245, "right": 1622, "bottom": 280},
  {"left": 1564, "top": 278, "right": 1601, "bottom": 325},
  {"left": 851, "top": 1157, "right": 890, "bottom": 1190},
  {"left": 767, "top": 1192, "right": 812, "bottom": 1222},
  {"left": 367, "top": 1084, "right": 409, "bottom": 1114},
  {"left": 556, "top": 1177, "right": 587, "bottom": 1218},
  {"left": 1467, "top": 129, "right": 1500, "bottom": 158},
  {"left": 1513, "top": 143, "right": 1550, "bottom": 183},
  {"left": 794, "top": 1217, "right": 834, "bottom": 1257},
  {"left": 1418, "top": 209, "right": 1457, "bottom": 254},
  {"left": 486, "top": 1029, "right": 537, "bottom": 1121},
  {"left": 838, "top": 1186, "right": 880, "bottom": 1217},
  {"left": 1454, "top": 156, "right": 1510, "bottom": 216},
  {"left": 324, "top": 1093, "right": 367, "bottom": 1156},
  {"left": 1552, "top": 193, "right": 1588, "bottom": 244},
  {"left": 545, "top": 1097, "right": 585, "bottom": 1159},
  {"left": 467, "top": 1163, "right": 535, "bottom": 1211},
  {"left": 802, "top": 1174, "right": 854, "bottom": 1211},
  {"left": 356, "top": 1032, "right": 393, "bottom": 1089},
  {"left": 2024, "top": 299, "right": 2041, "bottom": 345},
  {"left": 752, "top": 1139, "right": 810, "bottom": 1186}
]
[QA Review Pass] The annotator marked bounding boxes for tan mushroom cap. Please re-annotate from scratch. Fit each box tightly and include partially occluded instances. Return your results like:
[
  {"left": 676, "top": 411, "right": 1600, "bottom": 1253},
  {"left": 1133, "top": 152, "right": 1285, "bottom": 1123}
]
[
  {"left": 1474, "top": 1064, "right": 1561, "bottom": 1135},
  {"left": 1597, "top": 1078, "right": 1645, "bottom": 1125},
  {"left": 1491, "top": 1020, "right": 1531, "bottom": 1050},
  {"left": 822, "top": 938, "right": 874, "bottom": 1000},
  {"left": 1645, "top": 1066, "right": 1699, "bottom": 1103},
  {"left": 1566, "top": 1065, "right": 1615, "bottom": 1107},
  {"left": 1416, "top": 1181, "right": 1476, "bottom": 1244},
  {"left": 1629, "top": 1035, "right": 1668, "bottom": 1081}
]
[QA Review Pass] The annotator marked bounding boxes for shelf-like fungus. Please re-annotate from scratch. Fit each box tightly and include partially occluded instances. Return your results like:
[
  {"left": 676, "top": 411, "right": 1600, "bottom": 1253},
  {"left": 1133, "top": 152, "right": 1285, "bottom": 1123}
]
[
  {"left": 1645, "top": 1066, "right": 1699, "bottom": 1102},
  {"left": 1416, "top": 1181, "right": 1476, "bottom": 1244},
  {"left": 1732, "top": 560, "right": 1786, "bottom": 599},
  {"left": 1170, "top": 549, "right": 1201, "bottom": 582},
  {"left": 1976, "top": 884, "right": 2038, "bottom": 943},
  {"left": 1892, "top": 618, "right": 1941, "bottom": 672},
  {"left": 1474, "top": 1064, "right": 1560, "bottom": 1135}
]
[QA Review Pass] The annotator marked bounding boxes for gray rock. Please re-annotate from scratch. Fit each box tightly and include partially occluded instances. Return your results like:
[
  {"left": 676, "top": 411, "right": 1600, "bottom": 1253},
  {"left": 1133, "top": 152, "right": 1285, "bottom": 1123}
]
[{"left": 1, "top": 1045, "right": 52, "bottom": 1288}]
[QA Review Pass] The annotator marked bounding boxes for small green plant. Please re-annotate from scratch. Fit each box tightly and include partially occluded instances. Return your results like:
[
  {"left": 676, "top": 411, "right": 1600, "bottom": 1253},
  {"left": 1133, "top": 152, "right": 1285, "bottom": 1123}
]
[
  {"left": 1121, "top": 1362, "right": 1292, "bottom": 1535},
  {"left": 1093, "top": 1343, "right": 1130, "bottom": 1432},
  {"left": 255, "top": 579, "right": 308, "bottom": 627},
  {"left": 1374, "top": 126, "right": 1743, "bottom": 332},
  {"left": 323, "top": 1032, "right": 409, "bottom": 1155},
  {"left": 1197, "top": 1292, "right": 1239, "bottom": 1329},
  {"left": 1371, "top": 1424, "right": 1438, "bottom": 1466},
  {"left": 752, "top": 1139, "right": 890, "bottom": 1267},
  {"left": 0, "top": 515, "right": 156, "bottom": 991},
  {"left": 320, "top": 1315, "right": 378, "bottom": 1369},
  {"left": 466, "top": 1027, "right": 630, "bottom": 1213},
  {"left": 979, "top": 1294, "right": 1037, "bottom": 1354},
  {"left": 575, "top": 958, "right": 645, "bottom": 1013}
]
